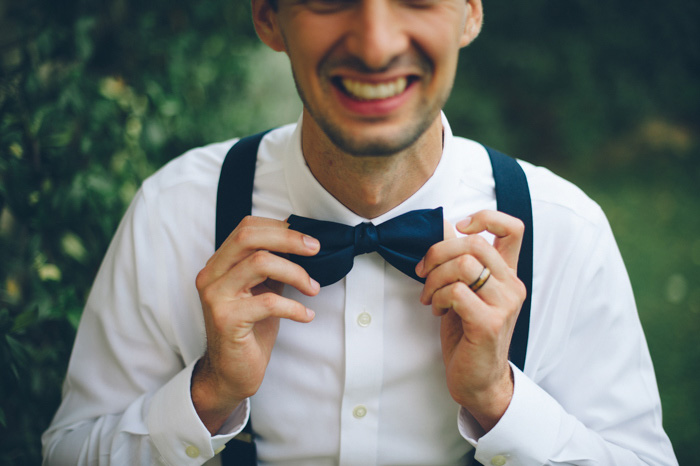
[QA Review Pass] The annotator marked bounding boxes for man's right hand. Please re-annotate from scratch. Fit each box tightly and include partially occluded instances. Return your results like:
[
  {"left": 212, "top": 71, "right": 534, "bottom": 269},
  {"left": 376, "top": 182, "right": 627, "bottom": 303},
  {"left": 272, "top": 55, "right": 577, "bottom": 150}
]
[{"left": 191, "top": 216, "right": 320, "bottom": 434}]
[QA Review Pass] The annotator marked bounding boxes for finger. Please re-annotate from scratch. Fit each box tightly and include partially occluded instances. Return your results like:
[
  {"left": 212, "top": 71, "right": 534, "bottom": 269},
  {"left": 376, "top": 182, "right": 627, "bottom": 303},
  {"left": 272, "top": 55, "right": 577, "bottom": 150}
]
[
  {"left": 419, "top": 233, "right": 508, "bottom": 281},
  {"left": 420, "top": 252, "right": 483, "bottom": 305},
  {"left": 416, "top": 219, "right": 457, "bottom": 277},
  {"left": 456, "top": 210, "right": 524, "bottom": 270},
  {"left": 210, "top": 250, "right": 320, "bottom": 299},
  {"left": 431, "top": 283, "right": 514, "bottom": 351},
  {"left": 421, "top": 256, "right": 504, "bottom": 308},
  {"left": 208, "top": 216, "right": 320, "bottom": 279},
  {"left": 430, "top": 280, "right": 486, "bottom": 323},
  {"left": 241, "top": 292, "right": 316, "bottom": 324}
]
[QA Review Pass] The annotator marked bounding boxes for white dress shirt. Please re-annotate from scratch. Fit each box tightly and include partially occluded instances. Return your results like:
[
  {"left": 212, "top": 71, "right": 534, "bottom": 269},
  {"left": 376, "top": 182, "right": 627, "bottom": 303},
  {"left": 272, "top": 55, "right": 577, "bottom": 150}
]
[{"left": 42, "top": 114, "right": 677, "bottom": 466}]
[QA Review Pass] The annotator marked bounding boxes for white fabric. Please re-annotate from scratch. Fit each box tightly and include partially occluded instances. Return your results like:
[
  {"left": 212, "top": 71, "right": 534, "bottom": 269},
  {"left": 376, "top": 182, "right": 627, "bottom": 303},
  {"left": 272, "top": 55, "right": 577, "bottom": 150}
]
[{"left": 42, "top": 115, "right": 677, "bottom": 465}]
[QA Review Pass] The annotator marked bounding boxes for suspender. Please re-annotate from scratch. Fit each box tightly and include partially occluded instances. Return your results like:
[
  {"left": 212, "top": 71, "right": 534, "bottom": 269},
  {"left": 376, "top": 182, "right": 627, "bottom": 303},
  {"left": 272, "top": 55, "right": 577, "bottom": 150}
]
[
  {"left": 485, "top": 146, "right": 533, "bottom": 371},
  {"left": 216, "top": 131, "right": 533, "bottom": 465},
  {"left": 215, "top": 130, "right": 273, "bottom": 250}
]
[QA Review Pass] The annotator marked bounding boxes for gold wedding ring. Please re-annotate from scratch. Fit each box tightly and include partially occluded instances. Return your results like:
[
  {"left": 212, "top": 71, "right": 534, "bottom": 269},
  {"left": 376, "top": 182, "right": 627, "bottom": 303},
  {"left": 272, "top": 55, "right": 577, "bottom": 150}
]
[{"left": 468, "top": 266, "right": 491, "bottom": 293}]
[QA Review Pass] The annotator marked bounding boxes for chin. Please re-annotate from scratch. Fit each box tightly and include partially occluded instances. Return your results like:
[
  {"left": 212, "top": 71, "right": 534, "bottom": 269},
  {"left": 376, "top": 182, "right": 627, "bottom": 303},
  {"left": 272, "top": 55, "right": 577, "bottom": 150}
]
[
  {"left": 322, "top": 118, "right": 434, "bottom": 157},
  {"left": 331, "top": 133, "right": 419, "bottom": 157}
]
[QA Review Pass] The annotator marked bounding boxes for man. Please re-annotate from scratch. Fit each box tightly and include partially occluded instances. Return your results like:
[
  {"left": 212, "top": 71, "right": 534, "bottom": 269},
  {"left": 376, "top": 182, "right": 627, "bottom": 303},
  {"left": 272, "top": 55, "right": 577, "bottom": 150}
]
[{"left": 43, "top": 0, "right": 677, "bottom": 465}]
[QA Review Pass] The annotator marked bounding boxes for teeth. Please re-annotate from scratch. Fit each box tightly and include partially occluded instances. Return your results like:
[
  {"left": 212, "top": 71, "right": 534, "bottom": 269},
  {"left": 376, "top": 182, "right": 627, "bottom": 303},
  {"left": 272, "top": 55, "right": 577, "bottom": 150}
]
[{"left": 341, "top": 77, "right": 407, "bottom": 100}]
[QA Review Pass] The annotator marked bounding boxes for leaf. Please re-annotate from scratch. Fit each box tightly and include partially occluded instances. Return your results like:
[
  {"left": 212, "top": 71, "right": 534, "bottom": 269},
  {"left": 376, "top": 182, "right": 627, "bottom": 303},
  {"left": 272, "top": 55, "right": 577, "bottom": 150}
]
[
  {"left": 38, "top": 264, "right": 62, "bottom": 282},
  {"left": 61, "top": 232, "right": 88, "bottom": 263},
  {"left": 12, "top": 309, "right": 37, "bottom": 333},
  {"left": 5, "top": 334, "right": 28, "bottom": 367}
]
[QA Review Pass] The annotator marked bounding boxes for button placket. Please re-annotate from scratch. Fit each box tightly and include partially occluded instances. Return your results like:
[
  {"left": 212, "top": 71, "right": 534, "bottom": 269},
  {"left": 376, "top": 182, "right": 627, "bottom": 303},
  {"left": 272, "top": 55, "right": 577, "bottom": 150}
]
[{"left": 339, "top": 253, "right": 384, "bottom": 465}]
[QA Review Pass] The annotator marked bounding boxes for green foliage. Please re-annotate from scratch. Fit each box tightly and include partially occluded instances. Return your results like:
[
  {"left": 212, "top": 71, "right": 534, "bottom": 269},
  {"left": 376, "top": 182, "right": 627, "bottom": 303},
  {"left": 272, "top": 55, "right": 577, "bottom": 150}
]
[
  {"left": 448, "top": 0, "right": 700, "bottom": 167},
  {"left": 1, "top": 0, "right": 698, "bottom": 464},
  {"left": 0, "top": 1, "right": 297, "bottom": 464}
]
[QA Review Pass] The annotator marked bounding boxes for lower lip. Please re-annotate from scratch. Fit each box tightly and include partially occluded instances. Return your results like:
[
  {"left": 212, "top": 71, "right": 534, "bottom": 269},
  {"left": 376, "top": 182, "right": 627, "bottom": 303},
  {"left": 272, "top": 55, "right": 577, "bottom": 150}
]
[{"left": 332, "top": 80, "right": 416, "bottom": 117}]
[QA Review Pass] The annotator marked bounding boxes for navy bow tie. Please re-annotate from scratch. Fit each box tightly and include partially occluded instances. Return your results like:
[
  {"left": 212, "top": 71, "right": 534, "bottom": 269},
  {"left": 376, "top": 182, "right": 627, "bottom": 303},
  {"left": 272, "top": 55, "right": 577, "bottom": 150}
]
[{"left": 287, "top": 207, "right": 444, "bottom": 287}]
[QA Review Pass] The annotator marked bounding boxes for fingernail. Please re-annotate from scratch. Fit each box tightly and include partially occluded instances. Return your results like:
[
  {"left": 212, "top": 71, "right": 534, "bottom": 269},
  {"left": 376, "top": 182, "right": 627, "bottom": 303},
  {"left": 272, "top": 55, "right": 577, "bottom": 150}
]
[
  {"left": 419, "top": 293, "right": 427, "bottom": 306},
  {"left": 456, "top": 217, "right": 472, "bottom": 231},
  {"left": 416, "top": 259, "right": 425, "bottom": 277},
  {"left": 310, "top": 277, "right": 320, "bottom": 291},
  {"left": 303, "top": 235, "right": 319, "bottom": 250},
  {"left": 306, "top": 308, "right": 316, "bottom": 320}
]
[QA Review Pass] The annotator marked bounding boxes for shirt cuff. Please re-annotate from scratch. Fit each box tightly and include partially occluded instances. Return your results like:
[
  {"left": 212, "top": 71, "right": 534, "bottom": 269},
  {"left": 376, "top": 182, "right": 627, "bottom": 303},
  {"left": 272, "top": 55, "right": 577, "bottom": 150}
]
[
  {"left": 458, "top": 362, "right": 560, "bottom": 466},
  {"left": 147, "top": 359, "right": 250, "bottom": 466}
]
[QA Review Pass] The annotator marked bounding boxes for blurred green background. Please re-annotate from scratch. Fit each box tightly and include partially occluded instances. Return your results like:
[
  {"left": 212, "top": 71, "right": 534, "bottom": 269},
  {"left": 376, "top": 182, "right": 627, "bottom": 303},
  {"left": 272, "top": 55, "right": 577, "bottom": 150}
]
[{"left": 0, "top": 0, "right": 697, "bottom": 464}]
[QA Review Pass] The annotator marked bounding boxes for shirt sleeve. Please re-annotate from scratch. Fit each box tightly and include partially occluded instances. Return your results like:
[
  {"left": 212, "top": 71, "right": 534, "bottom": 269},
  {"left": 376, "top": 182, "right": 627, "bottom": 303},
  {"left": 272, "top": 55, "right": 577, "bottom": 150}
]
[
  {"left": 41, "top": 187, "right": 248, "bottom": 466},
  {"left": 458, "top": 211, "right": 678, "bottom": 465}
]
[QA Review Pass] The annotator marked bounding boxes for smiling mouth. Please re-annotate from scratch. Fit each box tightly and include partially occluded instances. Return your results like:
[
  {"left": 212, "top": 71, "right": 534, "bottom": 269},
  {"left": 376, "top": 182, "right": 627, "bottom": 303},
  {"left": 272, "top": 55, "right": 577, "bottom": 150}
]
[{"left": 336, "top": 76, "right": 411, "bottom": 101}]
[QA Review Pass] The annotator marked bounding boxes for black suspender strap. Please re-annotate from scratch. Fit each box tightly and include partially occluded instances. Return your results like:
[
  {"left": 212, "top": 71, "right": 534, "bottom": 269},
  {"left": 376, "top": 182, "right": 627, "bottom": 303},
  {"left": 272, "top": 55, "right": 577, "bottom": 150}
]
[
  {"left": 216, "top": 133, "right": 533, "bottom": 465},
  {"left": 215, "top": 130, "right": 272, "bottom": 250},
  {"left": 215, "top": 131, "right": 271, "bottom": 464},
  {"left": 484, "top": 146, "right": 533, "bottom": 372}
]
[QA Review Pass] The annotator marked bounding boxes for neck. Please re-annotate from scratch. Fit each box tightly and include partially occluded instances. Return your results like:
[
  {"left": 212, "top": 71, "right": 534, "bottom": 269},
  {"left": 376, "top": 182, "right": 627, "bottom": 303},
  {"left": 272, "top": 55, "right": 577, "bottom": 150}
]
[{"left": 301, "top": 113, "right": 444, "bottom": 219}]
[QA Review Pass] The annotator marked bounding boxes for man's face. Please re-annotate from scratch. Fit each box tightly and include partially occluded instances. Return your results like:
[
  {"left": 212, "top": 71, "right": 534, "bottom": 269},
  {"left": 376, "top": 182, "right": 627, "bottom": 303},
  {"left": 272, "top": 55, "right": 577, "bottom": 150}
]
[{"left": 256, "top": 0, "right": 482, "bottom": 156}]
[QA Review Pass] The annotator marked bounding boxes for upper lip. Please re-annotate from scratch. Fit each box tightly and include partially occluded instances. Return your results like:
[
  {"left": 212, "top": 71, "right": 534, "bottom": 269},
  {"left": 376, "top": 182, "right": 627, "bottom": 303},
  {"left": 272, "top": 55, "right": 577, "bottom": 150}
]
[{"left": 330, "top": 71, "right": 418, "bottom": 83}]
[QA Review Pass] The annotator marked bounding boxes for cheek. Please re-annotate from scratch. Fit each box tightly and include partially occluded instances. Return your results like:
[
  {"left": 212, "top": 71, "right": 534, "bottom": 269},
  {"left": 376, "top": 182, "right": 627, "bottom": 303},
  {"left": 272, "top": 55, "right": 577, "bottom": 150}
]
[
  {"left": 418, "top": 38, "right": 460, "bottom": 84},
  {"left": 402, "top": 16, "right": 464, "bottom": 71},
  {"left": 285, "top": 46, "right": 319, "bottom": 89},
  {"left": 285, "top": 31, "right": 340, "bottom": 81}
]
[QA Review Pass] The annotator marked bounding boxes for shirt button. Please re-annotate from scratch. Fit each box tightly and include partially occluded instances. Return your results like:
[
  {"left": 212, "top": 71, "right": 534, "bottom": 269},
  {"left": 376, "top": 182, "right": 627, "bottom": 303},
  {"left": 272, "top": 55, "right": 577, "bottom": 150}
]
[
  {"left": 185, "top": 445, "right": 200, "bottom": 458},
  {"left": 353, "top": 405, "right": 368, "bottom": 418},
  {"left": 357, "top": 312, "right": 372, "bottom": 327},
  {"left": 490, "top": 455, "right": 508, "bottom": 466}
]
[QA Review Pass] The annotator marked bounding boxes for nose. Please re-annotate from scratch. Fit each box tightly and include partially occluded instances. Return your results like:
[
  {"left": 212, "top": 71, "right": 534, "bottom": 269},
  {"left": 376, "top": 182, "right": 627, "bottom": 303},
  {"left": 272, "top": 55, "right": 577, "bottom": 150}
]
[{"left": 345, "top": 1, "right": 410, "bottom": 71}]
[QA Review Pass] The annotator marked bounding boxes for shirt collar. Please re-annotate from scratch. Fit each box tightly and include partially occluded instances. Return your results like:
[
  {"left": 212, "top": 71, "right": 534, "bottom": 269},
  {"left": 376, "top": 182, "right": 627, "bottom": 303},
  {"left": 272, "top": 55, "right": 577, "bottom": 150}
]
[{"left": 284, "top": 112, "right": 461, "bottom": 225}]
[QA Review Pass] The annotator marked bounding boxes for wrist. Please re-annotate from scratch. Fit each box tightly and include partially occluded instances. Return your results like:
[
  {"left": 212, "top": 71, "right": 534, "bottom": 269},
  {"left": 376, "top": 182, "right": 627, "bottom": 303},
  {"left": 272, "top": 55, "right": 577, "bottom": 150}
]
[
  {"left": 191, "top": 357, "right": 244, "bottom": 435},
  {"left": 459, "top": 366, "right": 514, "bottom": 433}
]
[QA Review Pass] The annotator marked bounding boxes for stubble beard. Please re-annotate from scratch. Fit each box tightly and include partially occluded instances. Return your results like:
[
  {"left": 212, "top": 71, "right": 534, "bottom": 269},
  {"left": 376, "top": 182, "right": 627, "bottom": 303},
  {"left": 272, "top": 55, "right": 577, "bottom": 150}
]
[{"left": 289, "top": 54, "right": 453, "bottom": 157}]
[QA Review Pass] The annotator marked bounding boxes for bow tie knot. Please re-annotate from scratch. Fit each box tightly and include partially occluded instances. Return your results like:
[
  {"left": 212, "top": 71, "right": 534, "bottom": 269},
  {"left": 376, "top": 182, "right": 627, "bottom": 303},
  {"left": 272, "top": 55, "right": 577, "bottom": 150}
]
[
  {"left": 288, "top": 207, "right": 444, "bottom": 287},
  {"left": 354, "top": 222, "right": 380, "bottom": 255}
]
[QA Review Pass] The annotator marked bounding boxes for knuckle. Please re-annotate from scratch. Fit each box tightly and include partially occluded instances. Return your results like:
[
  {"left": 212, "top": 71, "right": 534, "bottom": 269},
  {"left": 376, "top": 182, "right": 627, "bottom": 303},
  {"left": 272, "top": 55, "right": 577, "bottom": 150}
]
[
  {"left": 423, "top": 244, "right": 438, "bottom": 264},
  {"left": 249, "top": 250, "right": 271, "bottom": 269},
  {"left": 233, "top": 225, "right": 255, "bottom": 245},
  {"left": 507, "top": 272, "right": 527, "bottom": 300},
  {"left": 501, "top": 278, "right": 527, "bottom": 312},
  {"left": 199, "top": 282, "right": 219, "bottom": 306},
  {"left": 259, "top": 292, "right": 279, "bottom": 310},
  {"left": 209, "top": 305, "right": 229, "bottom": 332},
  {"left": 459, "top": 235, "right": 479, "bottom": 254},
  {"left": 467, "top": 234, "right": 488, "bottom": 249},
  {"left": 455, "top": 254, "right": 477, "bottom": 273},
  {"left": 514, "top": 279, "right": 527, "bottom": 304},
  {"left": 451, "top": 281, "right": 470, "bottom": 302},
  {"left": 513, "top": 218, "right": 525, "bottom": 235},
  {"left": 238, "top": 215, "right": 255, "bottom": 228},
  {"left": 195, "top": 268, "right": 210, "bottom": 291}
]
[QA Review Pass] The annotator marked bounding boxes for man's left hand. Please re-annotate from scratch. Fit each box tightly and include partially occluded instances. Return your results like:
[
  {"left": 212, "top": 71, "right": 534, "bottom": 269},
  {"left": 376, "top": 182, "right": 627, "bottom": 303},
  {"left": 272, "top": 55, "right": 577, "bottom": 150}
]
[{"left": 416, "top": 210, "right": 526, "bottom": 432}]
